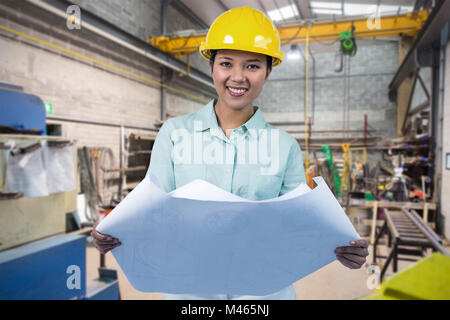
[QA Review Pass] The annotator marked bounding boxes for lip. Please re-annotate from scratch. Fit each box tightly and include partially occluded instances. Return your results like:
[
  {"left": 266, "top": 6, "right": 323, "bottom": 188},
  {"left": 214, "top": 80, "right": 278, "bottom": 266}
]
[{"left": 226, "top": 86, "right": 248, "bottom": 97}]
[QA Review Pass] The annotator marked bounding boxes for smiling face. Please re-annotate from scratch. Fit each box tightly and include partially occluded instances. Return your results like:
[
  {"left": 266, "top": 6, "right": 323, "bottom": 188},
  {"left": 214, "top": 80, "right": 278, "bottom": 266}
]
[{"left": 210, "top": 49, "right": 271, "bottom": 112}]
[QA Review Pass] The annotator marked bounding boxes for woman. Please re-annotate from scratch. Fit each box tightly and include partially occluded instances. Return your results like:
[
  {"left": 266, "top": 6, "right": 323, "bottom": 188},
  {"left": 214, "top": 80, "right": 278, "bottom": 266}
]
[{"left": 92, "top": 6, "right": 368, "bottom": 300}]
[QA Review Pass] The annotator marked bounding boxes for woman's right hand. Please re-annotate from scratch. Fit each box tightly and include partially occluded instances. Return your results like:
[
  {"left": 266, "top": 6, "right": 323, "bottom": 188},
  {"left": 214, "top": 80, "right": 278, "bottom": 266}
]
[{"left": 91, "top": 221, "right": 121, "bottom": 254}]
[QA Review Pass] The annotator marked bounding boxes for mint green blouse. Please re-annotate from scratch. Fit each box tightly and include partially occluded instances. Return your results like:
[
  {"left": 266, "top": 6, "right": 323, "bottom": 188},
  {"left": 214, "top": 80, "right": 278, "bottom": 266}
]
[{"left": 147, "top": 99, "right": 306, "bottom": 199}]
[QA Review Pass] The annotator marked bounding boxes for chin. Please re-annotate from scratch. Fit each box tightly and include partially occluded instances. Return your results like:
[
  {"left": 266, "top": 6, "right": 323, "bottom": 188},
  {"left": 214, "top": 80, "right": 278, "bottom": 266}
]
[{"left": 223, "top": 97, "right": 253, "bottom": 110}]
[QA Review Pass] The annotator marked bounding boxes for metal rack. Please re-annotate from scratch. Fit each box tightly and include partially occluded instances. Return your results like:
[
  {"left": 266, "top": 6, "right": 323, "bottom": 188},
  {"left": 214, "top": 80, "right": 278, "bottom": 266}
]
[{"left": 372, "top": 208, "right": 449, "bottom": 280}]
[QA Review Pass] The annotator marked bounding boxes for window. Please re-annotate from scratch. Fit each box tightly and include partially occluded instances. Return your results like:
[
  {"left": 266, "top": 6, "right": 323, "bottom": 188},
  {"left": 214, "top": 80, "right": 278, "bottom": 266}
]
[
  {"left": 267, "top": 4, "right": 299, "bottom": 22},
  {"left": 310, "top": 1, "right": 415, "bottom": 17}
]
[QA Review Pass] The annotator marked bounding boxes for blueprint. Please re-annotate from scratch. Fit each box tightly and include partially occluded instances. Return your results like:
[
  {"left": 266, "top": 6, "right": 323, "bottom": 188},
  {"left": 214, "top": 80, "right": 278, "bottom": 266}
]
[{"left": 97, "top": 174, "right": 360, "bottom": 295}]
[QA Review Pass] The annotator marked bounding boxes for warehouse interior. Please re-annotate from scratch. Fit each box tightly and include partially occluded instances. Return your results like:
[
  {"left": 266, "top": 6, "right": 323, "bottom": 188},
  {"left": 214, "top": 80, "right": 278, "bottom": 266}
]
[{"left": 0, "top": 0, "right": 449, "bottom": 300}]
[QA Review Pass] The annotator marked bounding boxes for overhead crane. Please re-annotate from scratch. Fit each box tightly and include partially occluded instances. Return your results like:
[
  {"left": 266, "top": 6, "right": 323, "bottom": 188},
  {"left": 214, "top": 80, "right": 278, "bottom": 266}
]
[{"left": 148, "top": 10, "right": 429, "bottom": 60}]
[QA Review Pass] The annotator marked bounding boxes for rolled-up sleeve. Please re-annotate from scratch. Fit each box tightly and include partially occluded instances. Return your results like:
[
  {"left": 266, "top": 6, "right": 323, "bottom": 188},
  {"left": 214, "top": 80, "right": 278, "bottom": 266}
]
[
  {"left": 279, "top": 141, "right": 306, "bottom": 196},
  {"left": 146, "top": 120, "right": 176, "bottom": 193}
]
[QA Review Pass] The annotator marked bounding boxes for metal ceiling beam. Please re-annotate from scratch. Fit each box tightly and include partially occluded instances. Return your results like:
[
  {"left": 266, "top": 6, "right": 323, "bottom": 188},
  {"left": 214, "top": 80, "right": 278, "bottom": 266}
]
[
  {"left": 292, "top": 0, "right": 303, "bottom": 19},
  {"left": 273, "top": 0, "right": 286, "bottom": 24},
  {"left": 214, "top": 0, "right": 229, "bottom": 12},
  {"left": 170, "top": 0, "right": 209, "bottom": 30},
  {"left": 161, "top": 0, "right": 168, "bottom": 34},
  {"left": 388, "top": 0, "right": 450, "bottom": 100},
  {"left": 295, "top": 0, "right": 313, "bottom": 19},
  {"left": 414, "top": 0, "right": 433, "bottom": 11},
  {"left": 257, "top": 0, "right": 270, "bottom": 17}
]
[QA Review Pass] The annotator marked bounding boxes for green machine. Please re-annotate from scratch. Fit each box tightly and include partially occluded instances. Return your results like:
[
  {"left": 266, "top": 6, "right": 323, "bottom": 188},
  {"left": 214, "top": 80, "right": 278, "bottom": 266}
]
[
  {"left": 339, "top": 26, "right": 357, "bottom": 56},
  {"left": 363, "top": 253, "right": 450, "bottom": 300},
  {"left": 335, "top": 26, "right": 357, "bottom": 72}
]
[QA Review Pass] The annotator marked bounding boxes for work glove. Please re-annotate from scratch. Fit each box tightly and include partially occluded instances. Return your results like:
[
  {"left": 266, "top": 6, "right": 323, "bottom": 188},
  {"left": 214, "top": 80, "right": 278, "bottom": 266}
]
[
  {"left": 91, "top": 220, "right": 121, "bottom": 254},
  {"left": 334, "top": 239, "right": 369, "bottom": 269}
]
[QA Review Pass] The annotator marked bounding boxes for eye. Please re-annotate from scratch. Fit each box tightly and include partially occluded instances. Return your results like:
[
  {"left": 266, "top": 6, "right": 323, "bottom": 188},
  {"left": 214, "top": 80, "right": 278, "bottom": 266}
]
[
  {"left": 220, "top": 62, "right": 232, "bottom": 67},
  {"left": 247, "top": 64, "right": 261, "bottom": 70}
]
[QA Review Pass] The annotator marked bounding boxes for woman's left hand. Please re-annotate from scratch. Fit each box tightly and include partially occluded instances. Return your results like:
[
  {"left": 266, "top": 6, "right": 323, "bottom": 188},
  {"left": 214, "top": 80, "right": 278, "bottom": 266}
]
[{"left": 335, "top": 239, "right": 369, "bottom": 269}]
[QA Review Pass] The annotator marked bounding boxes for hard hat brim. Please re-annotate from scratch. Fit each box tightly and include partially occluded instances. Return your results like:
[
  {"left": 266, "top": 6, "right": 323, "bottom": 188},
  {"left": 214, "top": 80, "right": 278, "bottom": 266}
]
[{"left": 199, "top": 42, "right": 283, "bottom": 67}]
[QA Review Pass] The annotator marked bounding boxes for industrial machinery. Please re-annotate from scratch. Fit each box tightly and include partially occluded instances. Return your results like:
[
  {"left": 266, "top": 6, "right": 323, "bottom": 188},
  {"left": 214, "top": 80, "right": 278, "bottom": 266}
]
[
  {"left": 0, "top": 233, "right": 120, "bottom": 300},
  {"left": 0, "top": 85, "right": 120, "bottom": 300}
]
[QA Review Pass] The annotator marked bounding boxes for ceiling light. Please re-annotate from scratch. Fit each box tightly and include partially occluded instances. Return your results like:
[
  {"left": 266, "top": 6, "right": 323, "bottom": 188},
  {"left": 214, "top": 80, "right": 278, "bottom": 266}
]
[
  {"left": 344, "top": 4, "right": 377, "bottom": 16},
  {"left": 312, "top": 8, "right": 342, "bottom": 15},
  {"left": 310, "top": 1, "right": 342, "bottom": 10}
]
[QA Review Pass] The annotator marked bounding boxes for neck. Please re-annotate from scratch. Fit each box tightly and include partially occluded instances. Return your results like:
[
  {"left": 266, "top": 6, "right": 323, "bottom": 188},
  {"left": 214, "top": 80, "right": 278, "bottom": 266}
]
[{"left": 214, "top": 99, "right": 254, "bottom": 137}]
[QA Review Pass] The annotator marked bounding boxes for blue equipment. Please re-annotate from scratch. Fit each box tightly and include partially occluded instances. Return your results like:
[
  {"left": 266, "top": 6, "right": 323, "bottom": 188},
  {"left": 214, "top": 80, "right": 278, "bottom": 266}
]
[
  {"left": 0, "top": 83, "right": 46, "bottom": 134},
  {"left": 0, "top": 234, "right": 120, "bottom": 300}
]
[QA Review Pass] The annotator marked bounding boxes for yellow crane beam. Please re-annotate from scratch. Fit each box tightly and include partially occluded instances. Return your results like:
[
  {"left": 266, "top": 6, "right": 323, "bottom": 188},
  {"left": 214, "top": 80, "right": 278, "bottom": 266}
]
[{"left": 148, "top": 10, "right": 429, "bottom": 57}]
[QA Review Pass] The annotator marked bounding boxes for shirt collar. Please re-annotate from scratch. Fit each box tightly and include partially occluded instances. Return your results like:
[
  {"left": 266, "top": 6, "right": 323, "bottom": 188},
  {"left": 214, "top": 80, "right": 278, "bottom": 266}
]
[{"left": 194, "top": 99, "right": 267, "bottom": 137}]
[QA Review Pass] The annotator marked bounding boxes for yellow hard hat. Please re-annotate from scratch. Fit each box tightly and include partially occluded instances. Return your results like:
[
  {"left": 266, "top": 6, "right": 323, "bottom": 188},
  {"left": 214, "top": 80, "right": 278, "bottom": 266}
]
[{"left": 199, "top": 6, "right": 284, "bottom": 67}]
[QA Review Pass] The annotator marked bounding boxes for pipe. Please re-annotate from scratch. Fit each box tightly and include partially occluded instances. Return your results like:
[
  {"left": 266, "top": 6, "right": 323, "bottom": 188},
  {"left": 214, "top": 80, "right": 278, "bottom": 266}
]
[
  {"left": 304, "top": 28, "right": 310, "bottom": 181},
  {"left": 277, "top": 9, "right": 424, "bottom": 27},
  {"left": 118, "top": 125, "right": 124, "bottom": 201},
  {"left": 310, "top": 47, "right": 316, "bottom": 125},
  {"left": 47, "top": 115, "right": 159, "bottom": 132},
  {"left": 267, "top": 72, "right": 396, "bottom": 82},
  {"left": 161, "top": 1, "right": 167, "bottom": 121},
  {"left": 24, "top": 0, "right": 215, "bottom": 89},
  {"left": 269, "top": 121, "right": 306, "bottom": 126}
]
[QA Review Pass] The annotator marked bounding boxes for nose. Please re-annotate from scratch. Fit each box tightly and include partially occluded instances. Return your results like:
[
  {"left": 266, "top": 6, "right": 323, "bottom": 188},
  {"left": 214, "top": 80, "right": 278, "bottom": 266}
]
[{"left": 230, "top": 66, "right": 246, "bottom": 83}]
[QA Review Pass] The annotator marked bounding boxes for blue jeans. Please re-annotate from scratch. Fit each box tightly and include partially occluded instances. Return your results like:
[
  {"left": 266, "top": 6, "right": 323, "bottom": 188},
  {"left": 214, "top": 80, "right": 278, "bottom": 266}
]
[{"left": 162, "top": 285, "right": 296, "bottom": 300}]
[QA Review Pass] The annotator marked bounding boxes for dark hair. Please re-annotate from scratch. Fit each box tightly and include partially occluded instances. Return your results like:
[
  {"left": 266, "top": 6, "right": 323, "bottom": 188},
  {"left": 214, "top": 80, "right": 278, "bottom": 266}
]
[{"left": 209, "top": 49, "right": 272, "bottom": 77}]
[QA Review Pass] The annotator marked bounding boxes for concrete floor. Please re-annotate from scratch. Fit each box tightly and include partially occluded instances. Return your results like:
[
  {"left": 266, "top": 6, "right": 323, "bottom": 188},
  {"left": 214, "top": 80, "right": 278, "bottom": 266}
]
[{"left": 85, "top": 241, "right": 450, "bottom": 300}]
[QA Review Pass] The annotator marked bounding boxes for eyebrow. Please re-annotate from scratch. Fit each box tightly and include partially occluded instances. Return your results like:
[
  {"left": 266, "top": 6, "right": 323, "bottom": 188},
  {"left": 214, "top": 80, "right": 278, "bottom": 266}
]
[{"left": 218, "top": 56, "right": 263, "bottom": 63}]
